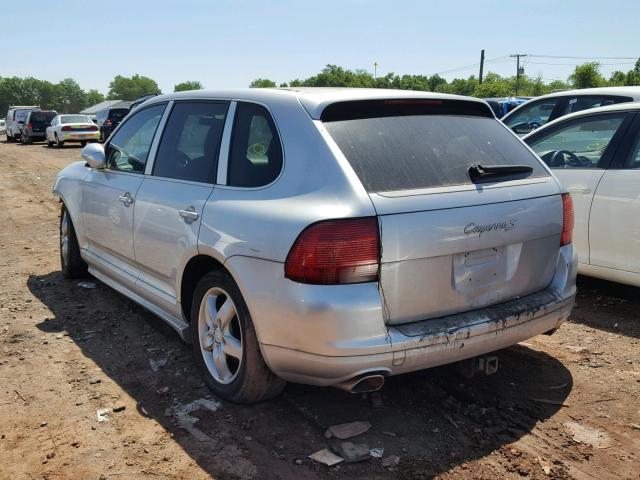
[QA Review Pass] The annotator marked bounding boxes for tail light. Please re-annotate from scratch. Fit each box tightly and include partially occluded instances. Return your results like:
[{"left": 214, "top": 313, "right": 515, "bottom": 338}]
[
  {"left": 84, "top": 125, "right": 98, "bottom": 131},
  {"left": 561, "top": 193, "right": 574, "bottom": 246},
  {"left": 105, "top": 119, "right": 112, "bottom": 126},
  {"left": 27, "top": 123, "right": 32, "bottom": 129},
  {"left": 285, "top": 217, "right": 380, "bottom": 285},
  {"left": 61, "top": 126, "right": 72, "bottom": 131}
]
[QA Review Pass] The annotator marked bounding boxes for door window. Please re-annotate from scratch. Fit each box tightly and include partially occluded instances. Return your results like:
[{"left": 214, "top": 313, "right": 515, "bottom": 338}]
[
  {"left": 106, "top": 104, "right": 166, "bottom": 173},
  {"left": 528, "top": 114, "right": 626, "bottom": 168},
  {"left": 504, "top": 99, "right": 560, "bottom": 134},
  {"left": 153, "top": 102, "right": 228, "bottom": 183},
  {"left": 560, "top": 95, "right": 631, "bottom": 116},
  {"left": 626, "top": 136, "right": 640, "bottom": 169},
  {"left": 227, "top": 103, "right": 282, "bottom": 187}
]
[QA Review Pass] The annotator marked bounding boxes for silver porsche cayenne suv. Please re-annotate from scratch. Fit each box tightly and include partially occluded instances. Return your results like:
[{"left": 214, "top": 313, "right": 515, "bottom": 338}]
[{"left": 53, "top": 88, "right": 577, "bottom": 403}]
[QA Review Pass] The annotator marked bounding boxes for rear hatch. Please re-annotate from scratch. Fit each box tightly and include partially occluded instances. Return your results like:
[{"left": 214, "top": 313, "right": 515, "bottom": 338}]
[
  {"left": 29, "top": 111, "right": 56, "bottom": 132},
  {"left": 322, "top": 99, "right": 563, "bottom": 324},
  {"left": 108, "top": 108, "right": 129, "bottom": 126}
]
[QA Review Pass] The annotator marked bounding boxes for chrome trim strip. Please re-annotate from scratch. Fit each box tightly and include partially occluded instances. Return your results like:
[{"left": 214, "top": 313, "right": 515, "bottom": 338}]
[
  {"left": 217, "top": 101, "right": 237, "bottom": 185},
  {"left": 144, "top": 100, "right": 174, "bottom": 176}
]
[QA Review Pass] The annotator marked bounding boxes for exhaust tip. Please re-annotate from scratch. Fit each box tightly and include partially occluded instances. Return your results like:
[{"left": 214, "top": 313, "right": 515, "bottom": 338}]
[{"left": 335, "top": 373, "right": 385, "bottom": 394}]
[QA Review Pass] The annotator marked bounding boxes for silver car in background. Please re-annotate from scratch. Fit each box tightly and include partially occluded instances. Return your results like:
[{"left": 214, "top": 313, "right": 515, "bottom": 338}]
[{"left": 53, "top": 89, "right": 577, "bottom": 403}]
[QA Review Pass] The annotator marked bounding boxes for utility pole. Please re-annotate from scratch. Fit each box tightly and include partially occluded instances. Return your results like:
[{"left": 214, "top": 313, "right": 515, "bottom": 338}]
[
  {"left": 510, "top": 53, "right": 527, "bottom": 96},
  {"left": 373, "top": 62, "right": 378, "bottom": 80},
  {"left": 479, "top": 50, "right": 485, "bottom": 84}
]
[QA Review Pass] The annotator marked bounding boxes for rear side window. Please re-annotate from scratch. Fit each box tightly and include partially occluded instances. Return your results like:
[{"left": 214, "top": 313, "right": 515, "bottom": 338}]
[
  {"left": 227, "top": 103, "right": 282, "bottom": 187},
  {"left": 324, "top": 112, "right": 548, "bottom": 192},
  {"left": 561, "top": 95, "right": 632, "bottom": 116},
  {"left": 153, "top": 101, "right": 228, "bottom": 183}
]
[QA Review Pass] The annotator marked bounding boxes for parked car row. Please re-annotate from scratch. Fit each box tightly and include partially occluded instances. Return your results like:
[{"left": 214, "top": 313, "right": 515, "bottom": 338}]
[{"left": 2, "top": 94, "right": 158, "bottom": 146}]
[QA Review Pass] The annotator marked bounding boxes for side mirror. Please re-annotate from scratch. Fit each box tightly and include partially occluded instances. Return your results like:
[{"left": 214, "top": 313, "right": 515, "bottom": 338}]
[{"left": 81, "top": 143, "right": 106, "bottom": 169}]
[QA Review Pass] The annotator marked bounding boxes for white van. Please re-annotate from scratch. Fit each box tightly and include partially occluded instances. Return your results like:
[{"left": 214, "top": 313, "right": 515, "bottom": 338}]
[{"left": 5, "top": 106, "right": 40, "bottom": 141}]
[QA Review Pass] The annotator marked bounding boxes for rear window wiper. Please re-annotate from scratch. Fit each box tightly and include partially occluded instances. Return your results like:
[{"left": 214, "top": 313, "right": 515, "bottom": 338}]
[{"left": 468, "top": 164, "right": 533, "bottom": 183}]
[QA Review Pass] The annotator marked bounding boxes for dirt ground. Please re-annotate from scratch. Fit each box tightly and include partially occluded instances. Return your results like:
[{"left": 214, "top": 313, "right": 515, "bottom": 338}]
[{"left": 0, "top": 139, "right": 639, "bottom": 480}]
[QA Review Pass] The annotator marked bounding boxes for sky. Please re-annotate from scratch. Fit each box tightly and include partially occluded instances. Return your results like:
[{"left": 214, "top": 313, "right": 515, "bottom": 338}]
[{"left": 3, "top": 0, "right": 639, "bottom": 94}]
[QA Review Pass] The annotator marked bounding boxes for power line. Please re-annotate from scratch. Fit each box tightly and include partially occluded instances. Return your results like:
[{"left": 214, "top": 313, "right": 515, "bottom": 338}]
[
  {"left": 529, "top": 54, "right": 638, "bottom": 60},
  {"left": 528, "top": 61, "right": 636, "bottom": 66},
  {"left": 434, "top": 55, "right": 509, "bottom": 75}
]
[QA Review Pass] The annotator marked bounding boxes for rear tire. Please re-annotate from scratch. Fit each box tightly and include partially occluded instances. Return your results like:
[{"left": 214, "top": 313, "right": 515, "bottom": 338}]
[
  {"left": 80, "top": 140, "right": 87, "bottom": 147},
  {"left": 55, "top": 134, "right": 64, "bottom": 148},
  {"left": 59, "top": 205, "right": 87, "bottom": 279},
  {"left": 191, "top": 270, "right": 285, "bottom": 404}
]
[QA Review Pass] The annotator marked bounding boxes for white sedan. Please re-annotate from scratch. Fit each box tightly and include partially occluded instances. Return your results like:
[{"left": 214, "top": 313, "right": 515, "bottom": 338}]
[
  {"left": 524, "top": 102, "right": 640, "bottom": 287},
  {"left": 46, "top": 114, "right": 100, "bottom": 148}
]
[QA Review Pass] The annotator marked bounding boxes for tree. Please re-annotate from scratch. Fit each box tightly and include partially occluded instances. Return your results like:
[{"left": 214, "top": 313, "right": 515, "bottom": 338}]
[
  {"left": 107, "top": 74, "right": 161, "bottom": 100},
  {"left": 174, "top": 80, "right": 204, "bottom": 92},
  {"left": 609, "top": 71, "right": 626, "bottom": 86},
  {"left": 569, "top": 62, "right": 605, "bottom": 89},
  {"left": 84, "top": 89, "right": 105, "bottom": 107},
  {"left": 249, "top": 78, "right": 276, "bottom": 88}
]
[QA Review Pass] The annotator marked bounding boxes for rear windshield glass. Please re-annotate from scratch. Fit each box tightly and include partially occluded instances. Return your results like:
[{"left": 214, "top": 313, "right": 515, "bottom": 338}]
[
  {"left": 61, "top": 115, "right": 91, "bottom": 124},
  {"left": 109, "top": 109, "right": 129, "bottom": 120},
  {"left": 324, "top": 113, "right": 548, "bottom": 192},
  {"left": 30, "top": 112, "right": 56, "bottom": 123}
]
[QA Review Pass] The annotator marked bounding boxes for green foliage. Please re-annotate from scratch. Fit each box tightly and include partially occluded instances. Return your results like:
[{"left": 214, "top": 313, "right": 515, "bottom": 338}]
[
  {"left": 569, "top": 62, "right": 605, "bottom": 89},
  {"left": 0, "top": 77, "right": 111, "bottom": 114},
  {"left": 84, "top": 89, "right": 105, "bottom": 106},
  {"left": 107, "top": 74, "right": 161, "bottom": 100},
  {"left": 174, "top": 80, "right": 204, "bottom": 92},
  {"left": 250, "top": 60, "right": 640, "bottom": 99},
  {"left": 249, "top": 78, "right": 276, "bottom": 88}
]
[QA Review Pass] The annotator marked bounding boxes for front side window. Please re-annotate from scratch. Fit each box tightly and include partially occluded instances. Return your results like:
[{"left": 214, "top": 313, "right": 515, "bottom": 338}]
[
  {"left": 227, "top": 103, "right": 282, "bottom": 187},
  {"left": 504, "top": 99, "right": 560, "bottom": 134},
  {"left": 153, "top": 102, "right": 228, "bottom": 183},
  {"left": 528, "top": 114, "right": 626, "bottom": 169},
  {"left": 106, "top": 104, "right": 166, "bottom": 173}
]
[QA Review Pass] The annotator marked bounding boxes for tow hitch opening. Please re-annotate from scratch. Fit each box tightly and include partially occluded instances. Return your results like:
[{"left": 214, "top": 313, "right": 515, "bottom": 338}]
[{"left": 457, "top": 355, "right": 500, "bottom": 379}]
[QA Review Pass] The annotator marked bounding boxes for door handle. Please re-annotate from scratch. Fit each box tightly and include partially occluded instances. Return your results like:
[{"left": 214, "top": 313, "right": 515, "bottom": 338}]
[
  {"left": 567, "top": 187, "right": 591, "bottom": 194},
  {"left": 179, "top": 206, "right": 199, "bottom": 223},
  {"left": 118, "top": 192, "right": 134, "bottom": 206}
]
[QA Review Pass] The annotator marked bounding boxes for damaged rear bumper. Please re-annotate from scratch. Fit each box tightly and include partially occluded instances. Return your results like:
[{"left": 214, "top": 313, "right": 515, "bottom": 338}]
[{"left": 261, "top": 289, "right": 574, "bottom": 386}]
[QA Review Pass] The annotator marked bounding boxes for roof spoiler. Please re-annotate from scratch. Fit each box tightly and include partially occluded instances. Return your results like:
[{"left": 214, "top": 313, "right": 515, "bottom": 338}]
[{"left": 320, "top": 98, "right": 494, "bottom": 122}]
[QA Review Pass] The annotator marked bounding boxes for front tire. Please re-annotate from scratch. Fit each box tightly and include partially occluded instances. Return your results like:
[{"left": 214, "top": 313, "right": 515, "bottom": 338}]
[
  {"left": 60, "top": 205, "right": 87, "bottom": 278},
  {"left": 191, "top": 270, "right": 285, "bottom": 403}
]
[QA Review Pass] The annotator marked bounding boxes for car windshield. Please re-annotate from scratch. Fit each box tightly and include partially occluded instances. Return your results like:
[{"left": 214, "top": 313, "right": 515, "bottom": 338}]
[{"left": 61, "top": 115, "right": 91, "bottom": 124}]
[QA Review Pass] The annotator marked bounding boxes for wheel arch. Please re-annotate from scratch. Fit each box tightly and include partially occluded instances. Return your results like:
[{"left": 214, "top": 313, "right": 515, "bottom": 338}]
[{"left": 179, "top": 254, "right": 227, "bottom": 323}]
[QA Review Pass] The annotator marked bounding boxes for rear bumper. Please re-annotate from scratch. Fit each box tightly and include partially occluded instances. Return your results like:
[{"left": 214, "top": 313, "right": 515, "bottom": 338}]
[
  {"left": 261, "top": 289, "right": 574, "bottom": 385},
  {"left": 225, "top": 241, "right": 577, "bottom": 386},
  {"left": 61, "top": 131, "right": 100, "bottom": 142}
]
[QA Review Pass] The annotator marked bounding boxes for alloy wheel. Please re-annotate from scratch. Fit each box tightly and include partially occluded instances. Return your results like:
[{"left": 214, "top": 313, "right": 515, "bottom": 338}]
[
  {"left": 60, "top": 210, "right": 70, "bottom": 268},
  {"left": 197, "top": 287, "right": 243, "bottom": 384}
]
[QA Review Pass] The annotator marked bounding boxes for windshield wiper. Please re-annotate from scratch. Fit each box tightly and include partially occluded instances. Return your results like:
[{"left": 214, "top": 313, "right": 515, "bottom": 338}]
[{"left": 468, "top": 164, "right": 533, "bottom": 183}]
